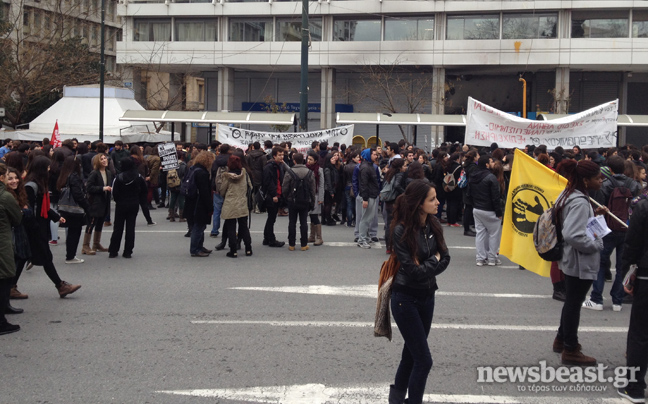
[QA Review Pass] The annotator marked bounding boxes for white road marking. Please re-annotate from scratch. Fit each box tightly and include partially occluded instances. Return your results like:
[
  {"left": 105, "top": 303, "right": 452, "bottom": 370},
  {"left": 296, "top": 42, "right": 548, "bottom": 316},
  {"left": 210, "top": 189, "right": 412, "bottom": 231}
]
[
  {"left": 157, "top": 383, "right": 626, "bottom": 403},
  {"left": 190, "top": 320, "right": 627, "bottom": 333},
  {"left": 230, "top": 285, "right": 551, "bottom": 299}
]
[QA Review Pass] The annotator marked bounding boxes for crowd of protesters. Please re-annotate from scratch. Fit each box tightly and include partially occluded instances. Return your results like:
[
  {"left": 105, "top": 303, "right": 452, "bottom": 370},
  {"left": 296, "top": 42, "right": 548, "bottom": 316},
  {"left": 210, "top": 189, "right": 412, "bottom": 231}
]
[{"left": 1, "top": 135, "right": 648, "bottom": 403}]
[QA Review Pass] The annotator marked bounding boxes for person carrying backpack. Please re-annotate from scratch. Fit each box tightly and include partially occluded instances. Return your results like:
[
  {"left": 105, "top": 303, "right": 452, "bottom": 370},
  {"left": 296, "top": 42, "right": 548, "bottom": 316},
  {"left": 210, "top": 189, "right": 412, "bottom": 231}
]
[
  {"left": 282, "top": 153, "right": 316, "bottom": 251},
  {"left": 583, "top": 155, "right": 641, "bottom": 312}
]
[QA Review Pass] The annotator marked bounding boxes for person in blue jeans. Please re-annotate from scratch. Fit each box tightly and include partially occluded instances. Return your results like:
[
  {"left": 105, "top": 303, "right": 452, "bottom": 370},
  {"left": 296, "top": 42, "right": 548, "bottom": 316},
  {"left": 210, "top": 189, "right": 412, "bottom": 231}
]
[{"left": 388, "top": 179, "right": 451, "bottom": 404}]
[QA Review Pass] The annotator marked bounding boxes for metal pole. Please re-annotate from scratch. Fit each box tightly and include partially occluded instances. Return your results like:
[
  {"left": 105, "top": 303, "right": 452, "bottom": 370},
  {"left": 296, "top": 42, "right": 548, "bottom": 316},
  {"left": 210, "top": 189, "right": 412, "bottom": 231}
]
[
  {"left": 171, "top": 122, "right": 175, "bottom": 142},
  {"left": 99, "top": 0, "right": 105, "bottom": 142},
  {"left": 375, "top": 125, "right": 380, "bottom": 147},
  {"left": 299, "top": 0, "right": 309, "bottom": 131},
  {"left": 519, "top": 77, "right": 527, "bottom": 119}
]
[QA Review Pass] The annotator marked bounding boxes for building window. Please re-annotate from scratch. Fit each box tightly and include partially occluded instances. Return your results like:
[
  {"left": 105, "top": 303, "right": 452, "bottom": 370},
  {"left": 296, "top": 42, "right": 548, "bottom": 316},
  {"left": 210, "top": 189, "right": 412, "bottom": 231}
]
[
  {"left": 633, "top": 11, "right": 648, "bottom": 38},
  {"left": 134, "top": 19, "right": 171, "bottom": 41},
  {"left": 384, "top": 17, "right": 434, "bottom": 40},
  {"left": 176, "top": 19, "right": 217, "bottom": 41},
  {"left": 333, "top": 19, "right": 381, "bottom": 41},
  {"left": 447, "top": 15, "right": 500, "bottom": 40},
  {"left": 229, "top": 19, "right": 273, "bottom": 41},
  {"left": 502, "top": 13, "right": 557, "bottom": 39},
  {"left": 572, "top": 11, "right": 629, "bottom": 38},
  {"left": 276, "top": 18, "right": 322, "bottom": 42}
]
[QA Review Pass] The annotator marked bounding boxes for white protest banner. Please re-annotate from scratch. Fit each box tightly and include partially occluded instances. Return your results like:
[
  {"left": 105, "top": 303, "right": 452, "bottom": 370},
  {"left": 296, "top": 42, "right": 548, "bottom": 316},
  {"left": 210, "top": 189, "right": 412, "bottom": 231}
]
[
  {"left": 157, "top": 142, "right": 179, "bottom": 171},
  {"left": 217, "top": 125, "right": 354, "bottom": 154},
  {"left": 465, "top": 97, "right": 618, "bottom": 150}
]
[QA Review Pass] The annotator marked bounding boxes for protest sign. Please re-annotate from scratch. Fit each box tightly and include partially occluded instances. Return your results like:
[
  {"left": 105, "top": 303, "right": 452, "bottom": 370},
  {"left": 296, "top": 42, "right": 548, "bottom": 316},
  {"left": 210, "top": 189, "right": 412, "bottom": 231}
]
[
  {"left": 157, "top": 142, "right": 179, "bottom": 171},
  {"left": 217, "top": 125, "right": 355, "bottom": 154},
  {"left": 465, "top": 97, "right": 618, "bottom": 150}
]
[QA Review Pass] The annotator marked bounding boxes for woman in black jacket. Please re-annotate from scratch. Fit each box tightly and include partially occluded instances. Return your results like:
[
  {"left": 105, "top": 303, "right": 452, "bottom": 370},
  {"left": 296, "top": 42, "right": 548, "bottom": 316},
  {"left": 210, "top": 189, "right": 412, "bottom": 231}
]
[
  {"left": 322, "top": 152, "right": 341, "bottom": 226},
  {"left": 57, "top": 156, "right": 90, "bottom": 264},
  {"left": 85, "top": 153, "right": 114, "bottom": 254},
  {"left": 445, "top": 152, "right": 464, "bottom": 227},
  {"left": 185, "top": 151, "right": 215, "bottom": 257},
  {"left": 388, "top": 179, "right": 450, "bottom": 404},
  {"left": 382, "top": 158, "right": 407, "bottom": 251}
]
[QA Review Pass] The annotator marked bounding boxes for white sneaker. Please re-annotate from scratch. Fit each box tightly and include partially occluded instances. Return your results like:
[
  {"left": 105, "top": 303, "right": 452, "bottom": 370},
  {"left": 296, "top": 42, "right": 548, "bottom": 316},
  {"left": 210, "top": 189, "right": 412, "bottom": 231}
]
[
  {"left": 582, "top": 299, "right": 603, "bottom": 311},
  {"left": 476, "top": 260, "right": 486, "bottom": 267},
  {"left": 613, "top": 304, "right": 622, "bottom": 312},
  {"left": 357, "top": 242, "right": 371, "bottom": 249},
  {"left": 65, "top": 257, "right": 85, "bottom": 264}
]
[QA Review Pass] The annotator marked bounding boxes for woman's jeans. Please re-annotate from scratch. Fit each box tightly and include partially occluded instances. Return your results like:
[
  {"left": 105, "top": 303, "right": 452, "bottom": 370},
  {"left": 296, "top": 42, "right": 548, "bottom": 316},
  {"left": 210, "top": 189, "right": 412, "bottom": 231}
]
[
  {"left": 391, "top": 290, "right": 435, "bottom": 404},
  {"left": 557, "top": 274, "right": 594, "bottom": 350}
]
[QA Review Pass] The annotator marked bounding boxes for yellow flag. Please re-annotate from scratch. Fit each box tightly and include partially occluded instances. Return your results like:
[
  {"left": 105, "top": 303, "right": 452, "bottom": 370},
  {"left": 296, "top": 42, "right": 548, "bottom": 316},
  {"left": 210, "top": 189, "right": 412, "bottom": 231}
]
[{"left": 500, "top": 149, "right": 568, "bottom": 277}]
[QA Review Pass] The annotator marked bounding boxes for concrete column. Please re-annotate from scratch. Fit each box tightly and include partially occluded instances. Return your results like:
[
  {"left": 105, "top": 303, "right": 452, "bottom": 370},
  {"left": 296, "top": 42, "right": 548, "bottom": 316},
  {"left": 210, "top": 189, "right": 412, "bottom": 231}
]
[
  {"left": 217, "top": 67, "right": 235, "bottom": 112},
  {"left": 203, "top": 71, "right": 218, "bottom": 112},
  {"left": 555, "top": 67, "right": 570, "bottom": 114},
  {"left": 619, "top": 73, "right": 629, "bottom": 146},
  {"left": 320, "top": 68, "right": 336, "bottom": 129},
  {"left": 431, "top": 67, "right": 445, "bottom": 148}
]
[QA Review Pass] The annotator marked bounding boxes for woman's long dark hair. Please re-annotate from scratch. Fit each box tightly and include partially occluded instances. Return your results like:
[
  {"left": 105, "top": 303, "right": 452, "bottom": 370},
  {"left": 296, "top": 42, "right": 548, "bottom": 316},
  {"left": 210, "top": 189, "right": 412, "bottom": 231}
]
[
  {"left": 24, "top": 156, "right": 51, "bottom": 193},
  {"left": 56, "top": 156, "right": 82, "bottom": 191},
  {"left": 233, "top": 149, "right": 251, "bottom": 174},
  {"left": 554, "top": 159, "right": 600, "bottom": 216},
  {"left": 385, "top": 158, "right": 404, "bottom": 183},
  {"left": 389, "top": 179, "right": 447, "bottom": 256},
  {"left": 407, "top": 161, "right": 425, "bottom": 180},
  {"left": 7, "top": 167, "right": 27, "bottom": 207}
]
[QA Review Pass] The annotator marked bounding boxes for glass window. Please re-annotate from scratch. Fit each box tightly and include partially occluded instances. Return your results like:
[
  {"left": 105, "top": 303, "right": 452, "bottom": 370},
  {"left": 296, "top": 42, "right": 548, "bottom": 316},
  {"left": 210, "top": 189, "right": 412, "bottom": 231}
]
[
  {"left": 633, "top": 11, "right": 648, "bottom": 38},
  {"left": 175, "top": 19, "right": 217, "bottom": 41},
  {"left": 384, "top": 17, "right": 434, "bottom": 40},
  {"left": 572, "top": 11, "right": 629, "bottom": 38},
  {"left": 229, "top": 19, "right": 273, "bottom": 41},
  {"left": 502, "top": 13, "right": 557, "bottom": 39},
  {"left": 276, "top": 18, "right": 322, "bottom": 42},
  {"left": 134, "top": 19, "right": 171, "bottom": 41},
  {"left": 447, "top": 15, "right": 499, "bottom": 40},
  {"left": 333, "top": 19, "right": 381, "bottom": 41}
]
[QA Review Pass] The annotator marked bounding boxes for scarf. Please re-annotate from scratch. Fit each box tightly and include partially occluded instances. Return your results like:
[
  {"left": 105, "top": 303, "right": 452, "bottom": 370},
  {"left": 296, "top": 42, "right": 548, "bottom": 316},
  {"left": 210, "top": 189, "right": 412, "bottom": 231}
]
[
  {"left": 41, "top": 191, "right": 50, "bottom": 219},
  {"left": 307, "top": 162, "right": 320, "bottom": 188}
]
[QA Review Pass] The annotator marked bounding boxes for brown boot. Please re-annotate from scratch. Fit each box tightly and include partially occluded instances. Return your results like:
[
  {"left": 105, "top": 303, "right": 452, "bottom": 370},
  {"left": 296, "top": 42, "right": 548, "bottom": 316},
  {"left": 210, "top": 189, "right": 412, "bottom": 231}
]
[
  {"left": 561, "top": 346, "right": 596, "bottom": 366},
  {"left": 10, "top": 285, "right": 28, "bottom": 299},
  {"left": 178, "top": 209, "right": 186, "bottom": 222},
  {"left": 93, "top": 231, "right": 109, "bottom": 252},
  {"left": 314, "top": 224, "right": 323, "bottom": 246},
  {"left": 82, "top": 234, "right": 96, "bottom": 255},
  {"left": 308, "top": 223, "right": 316, "bottom": 243},
  {"left": 552, "top": 336, "right": 563, "bottom": 353},
  {"left": 57, "top": 281, "right": 81, "bottom": 298},
  {"left": 168, "top": 208, "right": 176, "bottom": 222}
]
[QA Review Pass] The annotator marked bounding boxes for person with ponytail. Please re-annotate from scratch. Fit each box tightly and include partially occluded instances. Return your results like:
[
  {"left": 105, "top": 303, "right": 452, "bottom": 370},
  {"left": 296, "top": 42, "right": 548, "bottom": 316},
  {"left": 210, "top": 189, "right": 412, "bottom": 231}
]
[
  {"left": 552, "top": 159, "right": 606, "bottom": 366},
  {"left": 388, "top": 179, "right": 451, "bottom": 404}
]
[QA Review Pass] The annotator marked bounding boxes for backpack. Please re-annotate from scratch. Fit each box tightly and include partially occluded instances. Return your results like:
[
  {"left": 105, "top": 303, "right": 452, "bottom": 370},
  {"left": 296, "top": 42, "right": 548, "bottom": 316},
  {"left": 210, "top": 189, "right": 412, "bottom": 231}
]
[
  {"left": 533, "top": 205, "right": 564, "bottom": 262},
  {"left": 167, "top": 169, "right": 181, "bottom": 189},
  {"left": 606, "top": 178, "right": 632, "bottom": 232},
  {"left": 443, "top": 165, "right": 462, "bottom": 192},
  {"left": 181, "top": 165, "right": 199, "bottom": 198},
  {"left": 287, "top": 169, "right": 313, "bottom": 210},
  {"left": 214, "top": 166, "right": 227, "bottom": 195}
]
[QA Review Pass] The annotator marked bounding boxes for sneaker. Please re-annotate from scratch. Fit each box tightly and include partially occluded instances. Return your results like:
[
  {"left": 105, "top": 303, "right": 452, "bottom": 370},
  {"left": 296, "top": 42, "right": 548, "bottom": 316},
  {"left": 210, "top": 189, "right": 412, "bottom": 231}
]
[
  {"left": 582, "top": 299, "right": 603, "bottom": 311},
  {"left": 552, "top": 290, "right": 566, "bottom": 302},
  {"left": 476, "top": 260, "right": 486, "bottom": 267},
  {"left": 210, "top": 233, "right": 219, "bottom": 238},
  {"left": 371, "top": 237, "right": 380, "bottom": 243},
  {"left": 25, "top": 262, "right": 33, "bottom": 271},
  {"left": 464, "top": 230, "right": 476, "bottom": 237},
  {"left": 49, "top": 240, "right": 58, "bottom": 246},
  {"left": 268, "top": 241, "right": 285, "bottom": 248},
  {"left": 618, "top": 388, "right": 646, "bottom": 404},
  {"left": 147, "top": 222, "right": 157, "bottom": 226},
  {"left": 448, "top": 223, "right": 461, "bottom": 227},
  {"left": 65, "top": 257, "right": 84, "bottom": 264},
  {"left": 488, "top": 259, "right": 502, "bottom": 266},
  {"left": 354, "top": 237, "right": 359, "bottom": 243},
  {"left": 0, "top": 322, "right": 20, "bottom": 335},
  {"left": 357, "top": 242, "right": 371, "bottom": 249},
  {"left": 57, "top": 281, "right": 81, "bottom": 298},
  {"left": 613, "top": 304, "right": 622, "bottom": 312}
]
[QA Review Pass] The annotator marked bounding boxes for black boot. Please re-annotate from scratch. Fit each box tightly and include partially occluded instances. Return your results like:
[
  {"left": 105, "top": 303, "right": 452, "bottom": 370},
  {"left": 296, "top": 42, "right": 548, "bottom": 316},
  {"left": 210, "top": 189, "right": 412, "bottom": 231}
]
[
  {"left": 215, "top": 240, "right": 227, "bottom": 251},
  {"left": 552, "top": 280, "right": 566, "bottom": 302},
  {"left": 389, "top": 385, "right": 406, "bottom": 404}
]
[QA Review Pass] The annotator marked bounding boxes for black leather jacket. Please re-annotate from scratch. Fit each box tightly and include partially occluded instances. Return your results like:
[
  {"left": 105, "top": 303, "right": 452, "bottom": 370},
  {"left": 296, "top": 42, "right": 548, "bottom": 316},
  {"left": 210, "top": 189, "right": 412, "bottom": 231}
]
[
  {"left": 622, "top": 198, "right": 648, "bottom": 277},
  {"left": 392, "top": 222, "right": 450, "bottom": 293}
]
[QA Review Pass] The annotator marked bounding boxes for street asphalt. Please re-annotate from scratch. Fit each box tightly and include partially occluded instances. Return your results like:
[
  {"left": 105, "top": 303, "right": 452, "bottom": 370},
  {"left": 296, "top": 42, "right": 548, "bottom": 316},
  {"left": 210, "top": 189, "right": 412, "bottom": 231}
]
[{"left": 0, "top": 207, "right": 635, "bottom": 403}]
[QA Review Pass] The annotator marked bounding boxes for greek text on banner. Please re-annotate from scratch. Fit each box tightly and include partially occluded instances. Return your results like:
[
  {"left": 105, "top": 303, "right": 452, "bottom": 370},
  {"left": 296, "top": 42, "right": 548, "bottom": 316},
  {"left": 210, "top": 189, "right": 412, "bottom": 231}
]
[
  {"left": 217, "top": 125, "right": 355, "bottom": 154},
  {"left": 465, "top": 97, "right": 618, "bottom": 150}
]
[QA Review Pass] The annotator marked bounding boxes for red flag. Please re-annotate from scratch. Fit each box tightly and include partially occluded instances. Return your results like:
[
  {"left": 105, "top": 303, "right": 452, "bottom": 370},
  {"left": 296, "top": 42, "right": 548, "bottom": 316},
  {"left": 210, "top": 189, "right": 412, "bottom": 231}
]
[{"left": 51, "top": 120, "right": 62, "bottom": 148}]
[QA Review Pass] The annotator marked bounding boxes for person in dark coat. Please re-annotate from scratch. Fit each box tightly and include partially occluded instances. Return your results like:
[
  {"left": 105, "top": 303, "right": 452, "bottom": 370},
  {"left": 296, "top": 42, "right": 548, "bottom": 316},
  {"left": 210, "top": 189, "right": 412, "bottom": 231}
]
[
  {"left": 246, "top": 142, "right": 266, "bottom": 213},
  {"left": 85, "top": 153, "right": 114, "bottom": 254},
  {"left": 469, "top": 155, "right": 503, "bottom": 266},
  {"left": 108, "top": 157, "right": 147, "bottom": 259},
  {"left": 185, "top": 151, "right": 215, "bottom": 257},
  {"left": 56, "top": 156, "right": 91, "bottom": 264},
  {"left": 262, "top": 147, "right": 287, "bottom": 247},
  {"left": 22, "top": 156, "right": 81, "bottom": 297}
]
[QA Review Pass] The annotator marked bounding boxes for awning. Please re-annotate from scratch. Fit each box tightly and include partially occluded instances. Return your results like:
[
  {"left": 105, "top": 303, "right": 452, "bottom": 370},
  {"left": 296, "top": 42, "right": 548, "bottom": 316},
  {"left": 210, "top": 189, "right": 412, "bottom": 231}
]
[
  {"left": 538, "top": 114, "right": 648, "bottom": 127},
  {"left": 336, "top": 113, "right": 466, "bottom": 126},
  {"left": 120, "top": 110, "right": 297, "bottom": 125}
]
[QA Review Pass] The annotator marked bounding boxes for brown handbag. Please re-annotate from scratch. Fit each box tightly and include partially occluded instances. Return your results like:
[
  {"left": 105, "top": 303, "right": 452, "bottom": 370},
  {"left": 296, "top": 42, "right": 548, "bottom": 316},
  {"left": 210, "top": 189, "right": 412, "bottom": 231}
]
[{"left": 374, "top": 254, "right": 401, "bottom": 341}]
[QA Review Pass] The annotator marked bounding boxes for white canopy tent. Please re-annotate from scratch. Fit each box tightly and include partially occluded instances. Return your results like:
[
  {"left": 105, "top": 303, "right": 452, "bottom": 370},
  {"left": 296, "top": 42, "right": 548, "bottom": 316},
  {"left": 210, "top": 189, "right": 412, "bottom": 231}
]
[{"left": 9, "top": 85, "right": 175, "bottom": 143}]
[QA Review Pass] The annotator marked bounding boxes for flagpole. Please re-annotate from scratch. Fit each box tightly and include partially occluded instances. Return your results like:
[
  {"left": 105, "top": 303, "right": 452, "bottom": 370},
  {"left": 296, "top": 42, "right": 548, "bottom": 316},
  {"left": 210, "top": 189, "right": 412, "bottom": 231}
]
[{"left": 99, "top": 0, "right": 106, "bottom": 142}]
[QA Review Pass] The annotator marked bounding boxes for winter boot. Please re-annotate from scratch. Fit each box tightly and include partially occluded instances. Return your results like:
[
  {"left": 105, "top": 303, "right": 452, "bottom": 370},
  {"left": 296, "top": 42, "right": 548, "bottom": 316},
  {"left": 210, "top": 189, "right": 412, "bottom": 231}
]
[
  {"left": 178, "top": 209, "right": 186, "bottom": 222},
  {"left": 561, "top": 346, "right": 596, "bottom": 366},
  {"left": 314, "top": 224, "right": 323, "bottom": 246},
  {"left": 82, "top": 234, "right": 96, "bottom": 255},
  {"left": 308, "top": 223, "right": 316, "bottom": 243},
  {"left": 389, "top": 385, "right": 406, "bottom": 404},
  {"left": 552, "top": 281, "right": 566, "bottom": 302},
  {"left": 93, "top": 231, "right": 109, "bottom": 252},
  {"left": 168, "top": 208, "right": 176, "bottom": 222}
]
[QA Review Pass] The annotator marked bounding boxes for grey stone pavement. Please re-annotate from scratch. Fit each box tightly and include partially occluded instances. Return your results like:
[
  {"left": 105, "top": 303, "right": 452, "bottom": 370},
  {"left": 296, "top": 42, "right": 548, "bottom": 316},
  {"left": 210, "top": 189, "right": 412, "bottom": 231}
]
[{"left": 0, "top": 207, "right": 635, "bottom": 403}]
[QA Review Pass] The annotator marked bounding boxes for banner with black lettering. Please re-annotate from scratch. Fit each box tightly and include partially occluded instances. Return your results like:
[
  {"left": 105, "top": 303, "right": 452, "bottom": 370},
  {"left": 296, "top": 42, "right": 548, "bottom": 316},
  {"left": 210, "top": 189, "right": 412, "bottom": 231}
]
[
  {"left": 217, "top": 125, "right": 355, "bottom": 154},
  {"left": 465, "top": 97, "right": 618, "bottom": 150}
]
